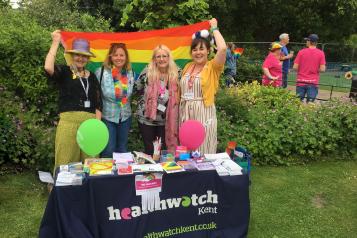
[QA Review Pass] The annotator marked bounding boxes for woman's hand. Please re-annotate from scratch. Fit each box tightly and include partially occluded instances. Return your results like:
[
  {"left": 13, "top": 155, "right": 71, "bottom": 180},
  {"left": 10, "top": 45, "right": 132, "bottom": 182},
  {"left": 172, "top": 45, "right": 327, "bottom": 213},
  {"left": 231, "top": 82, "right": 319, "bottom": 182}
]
[
  {"left": 209, "top": 18, "right": 218, "bottom": 29},
  {"left": 45, "top": 30, "right": 61, "bottom": 76},
  {"left": 51, "top": 30, "right": 61, "bottom": 44},
  {"left": 209, "top": 18, "right": 227, "bottom": 66}
]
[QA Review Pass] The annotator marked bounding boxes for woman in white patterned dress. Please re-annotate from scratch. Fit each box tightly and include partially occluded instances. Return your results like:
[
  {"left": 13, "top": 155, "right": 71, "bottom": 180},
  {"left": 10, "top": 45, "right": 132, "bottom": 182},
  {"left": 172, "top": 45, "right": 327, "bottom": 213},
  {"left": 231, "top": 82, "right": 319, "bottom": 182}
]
[{"left": 179, "top": 18, "right": 227, "bottom": 154}]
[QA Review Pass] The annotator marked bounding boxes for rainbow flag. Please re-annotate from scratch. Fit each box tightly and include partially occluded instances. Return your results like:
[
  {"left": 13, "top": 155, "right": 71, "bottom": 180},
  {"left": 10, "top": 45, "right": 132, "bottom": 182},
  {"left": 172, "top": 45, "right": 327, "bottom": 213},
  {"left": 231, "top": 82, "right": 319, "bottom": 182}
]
[
  {"left": 60, "top": 21, "right": 210, "bottom": 74},
  {"left": 233, "top": 48, "right": 244, "bottom": 58}
]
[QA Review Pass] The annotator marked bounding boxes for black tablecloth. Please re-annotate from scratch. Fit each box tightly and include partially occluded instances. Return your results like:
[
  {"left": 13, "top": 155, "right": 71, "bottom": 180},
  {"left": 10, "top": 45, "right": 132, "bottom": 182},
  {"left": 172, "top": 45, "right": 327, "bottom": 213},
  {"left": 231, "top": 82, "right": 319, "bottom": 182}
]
[{"left": 39, "top": 171, "right": 250, "bottom": 238}]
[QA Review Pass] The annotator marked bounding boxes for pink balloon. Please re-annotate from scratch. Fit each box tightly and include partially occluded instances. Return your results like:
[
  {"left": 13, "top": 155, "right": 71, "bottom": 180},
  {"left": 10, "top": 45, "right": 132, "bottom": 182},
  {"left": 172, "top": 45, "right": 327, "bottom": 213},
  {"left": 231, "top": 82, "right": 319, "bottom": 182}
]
[{"left": 179, "top": 120, "right": 206, "bottom": 150}]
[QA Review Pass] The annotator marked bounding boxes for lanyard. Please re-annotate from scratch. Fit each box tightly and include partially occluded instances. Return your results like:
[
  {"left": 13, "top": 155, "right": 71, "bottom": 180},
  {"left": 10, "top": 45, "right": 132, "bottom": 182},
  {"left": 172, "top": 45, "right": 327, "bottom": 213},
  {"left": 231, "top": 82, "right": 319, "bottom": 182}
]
[{"left": 79, "top": 76, "right": 89, "bottom": 100}]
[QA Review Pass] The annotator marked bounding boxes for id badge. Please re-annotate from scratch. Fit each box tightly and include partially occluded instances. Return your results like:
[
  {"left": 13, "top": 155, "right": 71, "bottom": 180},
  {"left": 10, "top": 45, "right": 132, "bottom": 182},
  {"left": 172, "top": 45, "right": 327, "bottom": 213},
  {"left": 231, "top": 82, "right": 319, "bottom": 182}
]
[
  {"left": 184, "top": 92, "right": 194, "bottom": 100},
  {"left": 157, "top": 104, "right": 166, "bottom": 112},
  {"left": 84, "top": 100, "right": 91, "bottom": 108}
]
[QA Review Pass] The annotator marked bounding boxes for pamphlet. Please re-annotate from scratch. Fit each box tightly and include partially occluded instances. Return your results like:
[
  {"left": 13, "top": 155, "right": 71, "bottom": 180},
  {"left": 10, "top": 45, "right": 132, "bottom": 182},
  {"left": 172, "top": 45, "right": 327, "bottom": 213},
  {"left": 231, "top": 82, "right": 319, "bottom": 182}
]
[
  {"left": 204, "top": 152, "right": 231, "bottom": 161},
  {"left": 113, "top": 152, "right": 134, "bottom": 164},
  {"left": 89, "top": 160, "right": 113, "bottom": 176},
  {"left": 176, "top": 160, "right": 197, "bottom": 171},
  {"left": 133, "top": 151, "right": 156, "bottom": 164},
  {"left": 196, "top": 161, "right": 216, "bottom": 171},
  {"left": 132, "top": 164, "right": 164, "bottom": 173},
  {"left": 160, "top": 161, "right": 184, "bottom": 173},
  {"left": 117, "top": 163, "right": 133, "bottom": 175}
]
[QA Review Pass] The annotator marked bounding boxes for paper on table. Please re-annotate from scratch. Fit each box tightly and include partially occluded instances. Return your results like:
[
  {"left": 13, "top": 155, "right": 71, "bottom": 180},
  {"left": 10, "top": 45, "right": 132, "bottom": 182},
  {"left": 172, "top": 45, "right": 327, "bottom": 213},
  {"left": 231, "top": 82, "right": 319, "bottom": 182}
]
[
  {"left": 113, "top": 152, "right": 134, "bottom": 164},
  {"left": 204, "top": 152, "right": 231, "bottom": 161},
  {"left": 38, "top": 171, "right": 54, "bottom": 184}
]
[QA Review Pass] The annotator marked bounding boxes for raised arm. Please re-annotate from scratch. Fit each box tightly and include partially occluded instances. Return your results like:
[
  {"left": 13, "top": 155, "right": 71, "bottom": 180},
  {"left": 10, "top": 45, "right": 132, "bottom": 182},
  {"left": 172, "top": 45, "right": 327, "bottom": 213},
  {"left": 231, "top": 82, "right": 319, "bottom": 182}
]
[
  {"left": 44, "top": 30, "right": 61, "bottom": 76},
  {"left": 210, "top": 18, "right": 227, "bottom": 66}
]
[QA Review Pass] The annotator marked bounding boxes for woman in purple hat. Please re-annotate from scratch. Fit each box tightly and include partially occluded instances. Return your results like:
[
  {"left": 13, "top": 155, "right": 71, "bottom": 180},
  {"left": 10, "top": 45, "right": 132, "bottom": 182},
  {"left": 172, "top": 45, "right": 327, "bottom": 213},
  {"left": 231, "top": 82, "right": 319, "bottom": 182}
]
[{"left": 44, "top": 30, "right": 102, "bottom": 172}]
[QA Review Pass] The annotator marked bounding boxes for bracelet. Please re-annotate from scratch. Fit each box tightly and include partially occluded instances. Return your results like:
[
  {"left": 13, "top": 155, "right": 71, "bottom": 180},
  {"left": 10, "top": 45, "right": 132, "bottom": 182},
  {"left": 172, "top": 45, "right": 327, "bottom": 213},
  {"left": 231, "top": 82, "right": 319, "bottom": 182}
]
[{"left": 210, "top": 27, "right": 219, "bottom": 32}]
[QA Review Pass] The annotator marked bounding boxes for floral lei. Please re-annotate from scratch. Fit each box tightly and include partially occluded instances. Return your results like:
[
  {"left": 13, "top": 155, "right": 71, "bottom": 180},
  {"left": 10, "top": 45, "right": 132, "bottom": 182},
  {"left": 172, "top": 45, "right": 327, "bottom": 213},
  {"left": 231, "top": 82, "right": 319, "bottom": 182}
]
[{"left": 112, "top": 67, "right": 128, "bottom": 107}]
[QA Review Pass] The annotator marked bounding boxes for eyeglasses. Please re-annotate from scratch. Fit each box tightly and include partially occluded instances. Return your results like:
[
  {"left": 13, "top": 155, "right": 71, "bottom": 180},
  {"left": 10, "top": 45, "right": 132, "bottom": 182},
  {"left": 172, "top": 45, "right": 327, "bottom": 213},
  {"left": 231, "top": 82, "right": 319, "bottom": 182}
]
[{"left": 155, "top": 55, "right": 169, "bottom": 60}]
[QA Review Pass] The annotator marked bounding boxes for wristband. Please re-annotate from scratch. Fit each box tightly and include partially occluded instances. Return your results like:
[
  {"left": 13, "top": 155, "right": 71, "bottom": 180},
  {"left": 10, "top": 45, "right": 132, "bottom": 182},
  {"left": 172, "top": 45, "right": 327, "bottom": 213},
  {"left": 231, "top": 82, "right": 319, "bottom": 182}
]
[{"left": 210, "top": 27, "right": 219, "bottom": 32}]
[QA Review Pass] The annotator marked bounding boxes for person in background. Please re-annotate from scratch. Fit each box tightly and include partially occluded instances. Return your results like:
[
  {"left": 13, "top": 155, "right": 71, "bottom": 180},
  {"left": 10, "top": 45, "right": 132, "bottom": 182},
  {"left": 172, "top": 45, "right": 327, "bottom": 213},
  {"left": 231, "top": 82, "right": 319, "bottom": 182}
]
[
  {"left": 262, "top": 42, "right": 283, "bottom": 87},
  {"left": 293, "top": 34, "right": 326, "bottom": 103},
  {"left": 135, "top": 45, "right": 180, "bottom": 155},
  {"left": 44, "top": 30, "right": 102, "bottom": 171},
  {"left": 224, "top": 42, "right": 238, "bottom": 86},
  {"left": 95, "top": 43, "right": 136, "bottom": 157},
  {"left": 179, "top": 18, "right": 226, "bottom": 154},
  {"left": 279, "top": 33, "right": 294, "bottom": 88}
]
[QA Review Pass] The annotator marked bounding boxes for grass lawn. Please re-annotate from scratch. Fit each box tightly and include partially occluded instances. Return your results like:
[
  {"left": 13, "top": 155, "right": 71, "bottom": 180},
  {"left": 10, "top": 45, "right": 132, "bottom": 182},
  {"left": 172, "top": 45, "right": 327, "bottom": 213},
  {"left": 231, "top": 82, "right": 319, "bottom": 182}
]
[
  {"left": 288, "top": 71, "right": 352, "bottom": 93},
  {"left": 0, "top": 160, "right": 356, "bottom": 237},
  {"left": 249, "top": 160, "right": 357, "bottom": 238}
]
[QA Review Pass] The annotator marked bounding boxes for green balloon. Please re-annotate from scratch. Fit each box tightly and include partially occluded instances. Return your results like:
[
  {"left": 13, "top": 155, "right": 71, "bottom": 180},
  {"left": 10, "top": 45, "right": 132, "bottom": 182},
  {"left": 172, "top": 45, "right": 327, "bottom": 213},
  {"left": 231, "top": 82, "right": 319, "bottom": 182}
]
[{"left": 76, "top": 119, "right": 109, "bottom": 157}]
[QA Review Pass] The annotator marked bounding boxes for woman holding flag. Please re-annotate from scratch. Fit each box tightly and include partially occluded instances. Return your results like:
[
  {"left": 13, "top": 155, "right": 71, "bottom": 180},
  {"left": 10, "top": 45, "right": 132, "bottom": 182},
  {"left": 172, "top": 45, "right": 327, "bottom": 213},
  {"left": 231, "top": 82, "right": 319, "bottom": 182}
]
[
  {"left": 44, "top": 30, "right": 102, "bottom": 171},
  {"left": 95, "top": 43, "right": 136, "bottom": 156},
  {"left": 179, "top": 18, "right": 227, "bottom": 154}
]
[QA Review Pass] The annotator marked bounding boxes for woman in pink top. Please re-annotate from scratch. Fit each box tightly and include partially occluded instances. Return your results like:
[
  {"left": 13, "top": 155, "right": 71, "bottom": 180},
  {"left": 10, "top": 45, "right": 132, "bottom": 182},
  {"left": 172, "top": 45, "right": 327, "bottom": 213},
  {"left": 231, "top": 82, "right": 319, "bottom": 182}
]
[{"left": 262, "top": 42, "right": 283, "bottom": 87}]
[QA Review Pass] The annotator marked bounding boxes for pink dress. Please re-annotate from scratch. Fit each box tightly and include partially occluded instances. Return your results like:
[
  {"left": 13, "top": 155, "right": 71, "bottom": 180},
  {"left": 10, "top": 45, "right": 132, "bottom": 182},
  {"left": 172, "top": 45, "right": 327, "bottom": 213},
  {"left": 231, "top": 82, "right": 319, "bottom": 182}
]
[{"left": 262, "top": 52, "right": 283, "bottom": 87}]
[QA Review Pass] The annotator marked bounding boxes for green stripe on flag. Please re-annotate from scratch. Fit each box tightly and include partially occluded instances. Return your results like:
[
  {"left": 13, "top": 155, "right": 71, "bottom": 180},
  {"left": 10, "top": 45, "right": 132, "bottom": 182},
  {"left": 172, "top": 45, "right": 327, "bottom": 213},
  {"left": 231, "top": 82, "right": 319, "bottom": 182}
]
[{"left": 86, "top": 59, "right": 192, "bottom": 76}]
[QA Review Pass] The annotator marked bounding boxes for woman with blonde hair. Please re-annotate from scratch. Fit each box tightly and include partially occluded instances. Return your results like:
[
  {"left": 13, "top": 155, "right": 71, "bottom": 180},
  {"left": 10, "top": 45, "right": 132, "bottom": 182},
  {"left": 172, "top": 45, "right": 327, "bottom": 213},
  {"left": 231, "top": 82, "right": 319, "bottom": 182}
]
[
  {"left": 135, "top": 45, "right": 179, "bottom": 155},
  {"left": 95, "top": 43, "right": 136, "bottom": 157}
]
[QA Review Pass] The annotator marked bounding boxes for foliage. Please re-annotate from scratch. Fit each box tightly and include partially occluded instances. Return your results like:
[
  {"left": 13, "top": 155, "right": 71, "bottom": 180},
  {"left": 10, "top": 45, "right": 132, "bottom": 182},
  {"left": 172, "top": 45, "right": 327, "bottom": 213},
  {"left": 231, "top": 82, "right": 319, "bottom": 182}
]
[
  {"left": 0, "top": 0, "right": 9, "bottom": 8},
  {"left": 209, "top": 0, "right": 357, "bottom": 43},
  {"left": 0, "top": 7, "right": 111, "bottom": 170},
  {"left": 21, "top": 0, "right": 111, "bottom": 32},
  {"left": 120, "top": 0, "right": 211, "bottom": 30},
  {"left": 72, "top": 0, "right": 211, "bottom": 31},
  {"left": 235, "top": 56, "right": 262, "bottom": 83},
  {"left": 216, "top": 82, "right": 357, "bottom": 165},
  {"left": 345, "top": 34, "right": 357, "bottom": 62},
  {"left": 0, "top": 89, "right": 55, "bottom": 170}
]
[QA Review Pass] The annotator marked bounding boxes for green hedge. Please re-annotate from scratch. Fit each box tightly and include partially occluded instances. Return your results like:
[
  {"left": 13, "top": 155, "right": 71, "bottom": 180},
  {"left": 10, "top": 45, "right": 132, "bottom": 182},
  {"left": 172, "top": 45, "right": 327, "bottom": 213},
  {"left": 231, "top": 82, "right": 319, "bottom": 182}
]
[
  {"left": 0, "top": 7, "right": 111, "bottom": 170},
  {"left": 216, "top": 82, "right": 357, "bottom": 165}
]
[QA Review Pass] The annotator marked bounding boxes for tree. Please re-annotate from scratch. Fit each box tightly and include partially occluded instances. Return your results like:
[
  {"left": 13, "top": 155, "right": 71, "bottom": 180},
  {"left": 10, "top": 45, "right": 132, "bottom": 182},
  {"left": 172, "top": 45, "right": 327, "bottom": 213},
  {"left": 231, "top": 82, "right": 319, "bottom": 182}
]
[
  {"left": 209, "top": 0, "right": 357, "bottom": 42},
  {"left": 0, "top": 0, "right": 10, "bottom": 8},
  {"left": 346, "top": 34, "right": 357, "bottom": 62},
  {"left": 72, "top": 0, "right": 211, "bottom": 31},
  {"left": 120, "top": 0, "right": 211, "bottom": 30},
  {"left": 20, "top": 0, "right": 111, "bottom": 31}
]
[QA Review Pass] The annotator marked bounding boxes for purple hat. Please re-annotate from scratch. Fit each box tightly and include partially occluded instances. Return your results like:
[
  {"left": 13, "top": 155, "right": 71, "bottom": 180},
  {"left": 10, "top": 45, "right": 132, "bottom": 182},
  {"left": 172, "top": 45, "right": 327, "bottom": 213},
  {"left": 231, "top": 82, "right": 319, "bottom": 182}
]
[
  {"left": 65, "top": 38, "right": 95, "bottom": 57},
  {"left": 304, "top": 34, "right": 319, "bottom": 42}
]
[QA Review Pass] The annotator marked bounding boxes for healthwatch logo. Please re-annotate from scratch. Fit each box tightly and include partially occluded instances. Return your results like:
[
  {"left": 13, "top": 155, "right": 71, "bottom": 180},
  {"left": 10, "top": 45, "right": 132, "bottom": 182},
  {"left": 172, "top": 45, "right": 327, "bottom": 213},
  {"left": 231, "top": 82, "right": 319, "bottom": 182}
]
[{"left": 107, "top": 190, "right": 218, "bottom": 221}]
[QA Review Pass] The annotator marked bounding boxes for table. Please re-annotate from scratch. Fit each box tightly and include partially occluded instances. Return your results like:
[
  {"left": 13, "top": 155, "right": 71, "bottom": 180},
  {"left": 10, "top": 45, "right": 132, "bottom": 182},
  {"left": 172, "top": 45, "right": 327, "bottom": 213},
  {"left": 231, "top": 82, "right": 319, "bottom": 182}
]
[{"left": 39, "top": 170, "right": 250, "bottom": 238}]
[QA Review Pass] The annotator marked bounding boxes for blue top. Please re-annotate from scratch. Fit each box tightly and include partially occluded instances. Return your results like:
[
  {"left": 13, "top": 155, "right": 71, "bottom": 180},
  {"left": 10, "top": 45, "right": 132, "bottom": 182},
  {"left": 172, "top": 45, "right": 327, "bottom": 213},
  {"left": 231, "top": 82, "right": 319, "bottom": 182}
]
[
  {"left": 281, "top": 45, "right": 290, "bottom": 73},
  {"left": 225, "top": 49, "right": 237, "bottom": 76},
  {"left": 95, "top": 67, "right": 136, "bottom": 124}
]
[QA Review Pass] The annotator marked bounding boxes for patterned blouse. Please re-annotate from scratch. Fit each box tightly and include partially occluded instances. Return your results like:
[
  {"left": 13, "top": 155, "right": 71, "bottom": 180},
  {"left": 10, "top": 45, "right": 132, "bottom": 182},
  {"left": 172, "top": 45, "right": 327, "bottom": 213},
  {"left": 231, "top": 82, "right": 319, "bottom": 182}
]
[
  {"left": 95, "top": 67, "right": 135, "bottom": 123},
  {"left": 135, "top": 69, "right": 169, "bottom": 126}
]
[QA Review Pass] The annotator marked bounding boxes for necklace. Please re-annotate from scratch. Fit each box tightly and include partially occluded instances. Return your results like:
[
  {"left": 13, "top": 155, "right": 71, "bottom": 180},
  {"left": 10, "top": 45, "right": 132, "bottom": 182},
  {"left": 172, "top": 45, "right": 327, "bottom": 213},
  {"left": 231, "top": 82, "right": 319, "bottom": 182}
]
[
  {"left": 159, "top": 74, "right": 168, "bottom": 95},
  {"left": 112, "top": 67, "right": 129, "bottom": 107},
  {"left": 70, "top": 65, "right": 89, "bottom": 80},
  {"left": 188, "top": 64, "right": 203, "bottom": 89}
]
